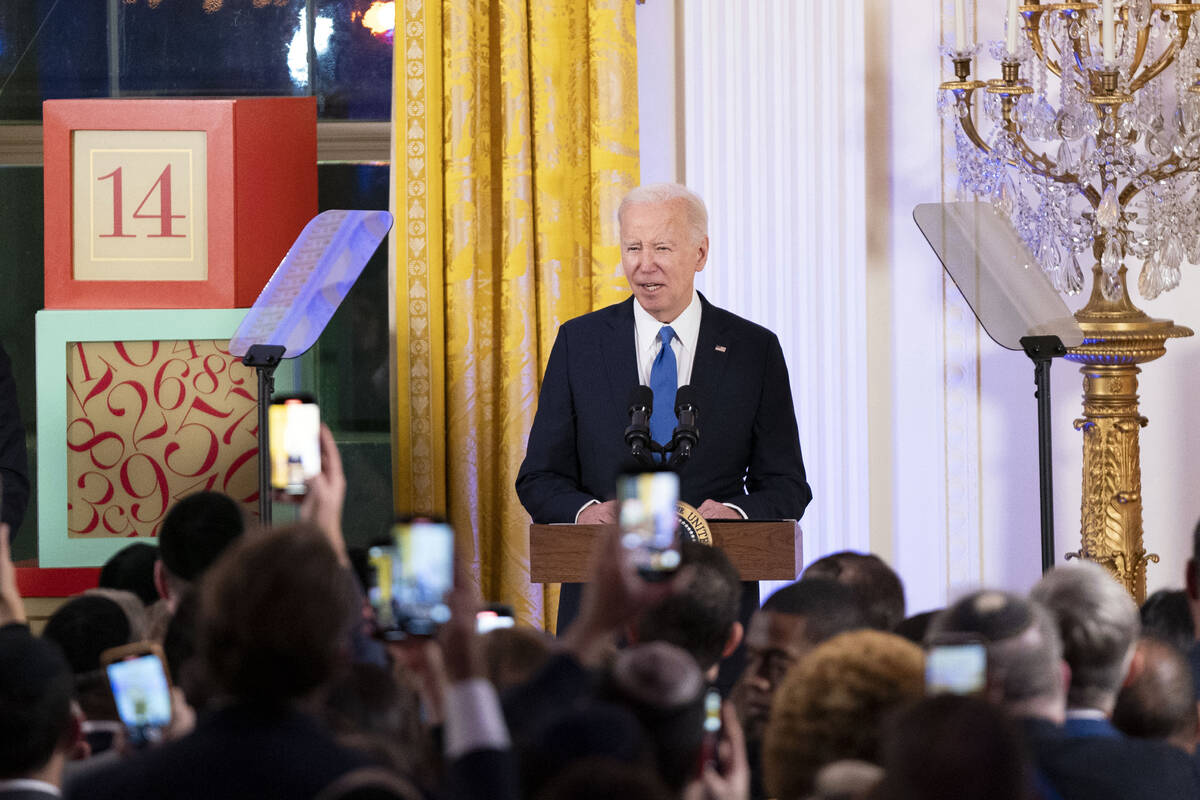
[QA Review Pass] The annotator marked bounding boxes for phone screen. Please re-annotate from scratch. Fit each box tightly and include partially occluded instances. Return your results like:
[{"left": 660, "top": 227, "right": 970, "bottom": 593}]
[
  {"left": 698, "top": 687, "right": 723, "bottom": 773},
  {"left": 106, "top": 652, "right": 173, "bottom": 747},
  {"left": 925, "top": 643, "right": 987, "bottom": 696},
  {"left": 268, "top": 396, "right": 321, "bottom": 494},
  {"left": 617, "top": 471, "right": 681, "bottom": 580},
  {"left": 367, "top": 521, "right": 454, "bottom": 639},
  {"left": 476, "top": 610, "right": 516, "bottom": 634}
]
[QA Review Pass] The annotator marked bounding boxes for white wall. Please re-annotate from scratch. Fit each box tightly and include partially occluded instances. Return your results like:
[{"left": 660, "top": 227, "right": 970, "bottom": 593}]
[{"left": 636, "top": 0, "right": 1200, "bottom": 612}]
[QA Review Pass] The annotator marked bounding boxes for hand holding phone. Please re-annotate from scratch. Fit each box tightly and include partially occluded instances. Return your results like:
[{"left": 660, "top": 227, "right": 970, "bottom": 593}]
[
  {"left": 101, "top": 642, "right": 174, "bottom": 749},
  {"left": 268, "top": 395, "right": 321, "bottom": 495},
  {"left": 693, "top": 697, "right": 751, "bottom": 799},
  {"left": 367, "top": 520, "right": 454, "bottom": 640}
]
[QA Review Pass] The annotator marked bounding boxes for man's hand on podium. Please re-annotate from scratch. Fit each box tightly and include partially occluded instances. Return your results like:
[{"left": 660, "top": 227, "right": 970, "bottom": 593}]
[
  {"left": 577, "top": 500, "right": 618, "bottom": 525},
  {"left": 698, "top": 499, "right": 740, "bottom": 520}
]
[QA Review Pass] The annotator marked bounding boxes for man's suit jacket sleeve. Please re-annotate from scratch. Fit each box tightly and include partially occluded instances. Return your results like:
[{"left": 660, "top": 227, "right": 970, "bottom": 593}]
[
  {"left": 515, "top": 326, "right": 596, "bottom": 524},
  {"left": 726, "top": 331, "right": 812, "bottom": 521}
]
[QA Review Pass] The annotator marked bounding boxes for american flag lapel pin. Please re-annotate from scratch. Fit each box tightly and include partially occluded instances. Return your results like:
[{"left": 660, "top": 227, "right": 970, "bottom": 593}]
[{"left": 714, "top": 345, "right": 726, "bottom": 353}]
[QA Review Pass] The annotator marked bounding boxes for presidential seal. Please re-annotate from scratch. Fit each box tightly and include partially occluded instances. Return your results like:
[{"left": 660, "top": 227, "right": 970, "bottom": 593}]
[{"left": 676, "top": 501, "right": 713, "bottom": 546}]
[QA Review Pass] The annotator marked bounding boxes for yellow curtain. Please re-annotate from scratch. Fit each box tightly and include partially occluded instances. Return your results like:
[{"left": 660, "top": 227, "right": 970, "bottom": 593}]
[{"left": 391, "top": 0, "right": 640, "bottom": 629}]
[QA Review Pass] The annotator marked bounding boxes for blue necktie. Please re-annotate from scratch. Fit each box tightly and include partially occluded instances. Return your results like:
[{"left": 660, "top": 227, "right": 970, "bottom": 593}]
[{"left": 649, "top": 326, "right": 678, "bottom": 452}]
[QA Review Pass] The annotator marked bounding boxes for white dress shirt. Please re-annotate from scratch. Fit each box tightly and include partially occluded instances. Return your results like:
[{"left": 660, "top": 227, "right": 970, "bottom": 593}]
[{"left": 632, "top": 290, "right": 702, "bottom": 388}]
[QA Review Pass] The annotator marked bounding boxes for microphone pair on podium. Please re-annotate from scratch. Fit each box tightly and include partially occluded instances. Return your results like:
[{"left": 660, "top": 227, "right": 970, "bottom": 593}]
[{"left": 623, "top": 385, "right": 699, "bottom": 468}]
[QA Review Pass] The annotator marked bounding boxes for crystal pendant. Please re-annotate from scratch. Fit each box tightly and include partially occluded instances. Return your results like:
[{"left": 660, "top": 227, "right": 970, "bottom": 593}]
[
  {"left": 1138, "top": 251, "right": 1162, "bottom": 299},
  {"left": 1187, "top": 231, "right": 1200, "bottom": 265},
  {"left": 1101, "top": 269, "right": 1123, "bottom": 301},
  {"left": 938, "top": 90, "right": 958, "bottom": 122},
  {"left": 1055, "top": 140, "right": 1074, "bottom": 176},
  {"left": 1057, "top": 108, "right": 1084, "bottom": 140},
  {"left": 1163, "top": 257, "right": 1182, "bottom": 294},
  {"left": 1164, "top": 233, "right": 1185, "bottom": 272},
  {"left": 1030, "top": 96, "right": 1057, "bottom": 141},
  {"left": 1100, "top": 234, "right": 1122, "bottom": 277},
  {"left": 1096, "top": 185, "right": 1121, "bottom": 229},
  {"left": 1065, "top": 249, "right": 1085, "bottom": 295},
  {"left": 1138, "top": 246, "right": 1180, "bottom": 299},
  {"left": 1039, "top": 236, "right": 1063, "bottom": 286},
  {"left": 997, "top": 175, "right": 1016, "bottom": 218}
]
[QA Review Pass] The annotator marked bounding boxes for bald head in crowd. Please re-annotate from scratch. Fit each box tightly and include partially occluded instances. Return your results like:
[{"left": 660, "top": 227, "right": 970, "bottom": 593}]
[{"left": 928, "top": 590, "right": 1067, "bottom": 723}]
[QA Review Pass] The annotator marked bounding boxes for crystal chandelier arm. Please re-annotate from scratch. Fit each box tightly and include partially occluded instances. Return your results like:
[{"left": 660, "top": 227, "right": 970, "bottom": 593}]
[
  {"left": 1127, "top": 29, "right": 1182, "bottom": 92},
  {"left": 952, "top": 88, "right": 1064, "bottom": 186},
  {"left": 1128, "top": 7, "right": 1198, "bottom": 92},
  {"left": 1026, "top": 7, "right": 1063, "bottom": 77},
  {"left": 1124, "top": 16, "right": 1157, "bottom": 87},
  {"left": 992, "top": 94, "right": 1093, "bottom": 195},
  {"left": 955, "top": 88, "right": 995, "bottom": 155}
]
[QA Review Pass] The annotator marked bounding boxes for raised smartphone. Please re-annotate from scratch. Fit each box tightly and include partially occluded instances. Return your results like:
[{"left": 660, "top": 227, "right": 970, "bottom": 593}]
[
  {"left": 101, "top": 641, "right": 173, "bottom": 748},
  {"left": 367, "top": 520, "right": 454, "bottom": 639},
  {"left": 617, "top": 470, "right": 681, "bottom": 580},
  {"left": 268, "top": 394, "right": 321, "bottom": 495},
  {"left": 925, "top": 642, "right": 987, "bottom": 696}
]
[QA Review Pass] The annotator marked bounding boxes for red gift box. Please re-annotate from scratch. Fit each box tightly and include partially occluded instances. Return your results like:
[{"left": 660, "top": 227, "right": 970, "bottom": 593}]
[{"left": 44, "top": 97, "right": 317, "bottom": 309}]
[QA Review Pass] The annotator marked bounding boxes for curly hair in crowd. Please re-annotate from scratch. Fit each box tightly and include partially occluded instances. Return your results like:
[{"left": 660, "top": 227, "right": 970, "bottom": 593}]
[{"left": 762, "top": 630, "right": 925, "bottom": 800}]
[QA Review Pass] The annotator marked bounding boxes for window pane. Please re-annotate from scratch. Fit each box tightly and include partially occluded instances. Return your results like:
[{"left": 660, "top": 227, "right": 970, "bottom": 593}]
[
  {"left": 118, "top": 1, "right": 307, "bottom": 99},
  {"left": 0, "top": 0, "right": 394, "bottom": 122},
  {"left": 314, "top": 0, "right": 394, "bottom": 120}
]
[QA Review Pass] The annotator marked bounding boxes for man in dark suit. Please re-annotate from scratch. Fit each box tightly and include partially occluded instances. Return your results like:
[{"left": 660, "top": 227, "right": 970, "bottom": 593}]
[
  {"left": 0, "top": 625, "right": 82, "bottom": 799},
  {"left": 516, "top": 183, "right": 811, "bottom": 628},
  {"left": 930, "top": 590, "right": 1199, "bottom": 799},
  {"left": 0, "top": 341, "right": 30, "bottom": 540},
  {"left": 1030, "top": 561, "right": 1141, "bottom": 739}
]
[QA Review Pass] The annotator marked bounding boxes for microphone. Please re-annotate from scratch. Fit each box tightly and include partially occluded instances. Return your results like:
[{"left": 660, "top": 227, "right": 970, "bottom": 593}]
[
  {"left": 670, "top": 385, "right": 699, "bottom": 466},
  {"left": 624, "top": 385, "right": 655, "bottom": 464}
]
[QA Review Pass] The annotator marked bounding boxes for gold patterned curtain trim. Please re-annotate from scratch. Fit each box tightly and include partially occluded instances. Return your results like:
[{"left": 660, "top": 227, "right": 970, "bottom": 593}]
[{"left": 391, "top": 0, "right": 447, "bottom": 516}]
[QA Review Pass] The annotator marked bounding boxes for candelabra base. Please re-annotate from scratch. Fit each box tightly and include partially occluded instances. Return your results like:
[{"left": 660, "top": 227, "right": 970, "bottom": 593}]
[{"left": 1063, "top": 272, "right": 1192, "bottom": 602}]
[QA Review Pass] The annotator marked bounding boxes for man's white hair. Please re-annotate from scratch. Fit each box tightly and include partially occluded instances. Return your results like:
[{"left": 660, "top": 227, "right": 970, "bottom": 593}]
[
  {"left": 1031, "top": 560, "right": 1140, "bottom": 711},
  {"left": 618, "top": 183, "right": 709, "bottom": 244}
]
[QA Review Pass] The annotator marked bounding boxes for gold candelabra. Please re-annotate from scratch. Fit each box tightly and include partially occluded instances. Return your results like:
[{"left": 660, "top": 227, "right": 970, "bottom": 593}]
[{"left": 940, "top": 1, "right": 1198, "bottom": 601}]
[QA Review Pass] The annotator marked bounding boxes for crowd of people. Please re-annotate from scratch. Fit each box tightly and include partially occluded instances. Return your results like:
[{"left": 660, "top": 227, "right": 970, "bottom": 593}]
[{"left": 3, "top": 424, "right": 1200, "bottom": 799}]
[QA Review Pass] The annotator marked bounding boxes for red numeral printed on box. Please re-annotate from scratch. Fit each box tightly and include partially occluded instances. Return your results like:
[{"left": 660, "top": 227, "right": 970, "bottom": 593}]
[{"left": 97, "top": 165, "right": 186, "bottom": 239}]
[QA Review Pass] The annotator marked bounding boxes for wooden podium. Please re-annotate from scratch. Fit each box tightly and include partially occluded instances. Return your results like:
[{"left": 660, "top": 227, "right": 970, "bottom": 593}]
[{"left": 529, "top": 521, "right": 802, "bottom": 583}]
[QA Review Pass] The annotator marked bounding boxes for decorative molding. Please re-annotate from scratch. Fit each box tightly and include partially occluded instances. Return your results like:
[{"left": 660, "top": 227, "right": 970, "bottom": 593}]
[
  {"left": 316, "top": 121, "right": 391, "bottom": 163},
  {"left": 0, "top": 125, "right": 42, "bottom": 165},
  {"left": 942, "top": 282, "right": 983, "bottom": 590},
  {"left": 390, "top": 0, "right": 445, "bottom": 514},
  {"left": 0, "top": 121, "right": 390, "bottom": 166}
]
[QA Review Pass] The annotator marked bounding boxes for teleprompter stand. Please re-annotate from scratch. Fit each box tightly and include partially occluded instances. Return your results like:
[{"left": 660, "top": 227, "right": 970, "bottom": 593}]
[
  {"left": 229, "top": 210, "right": 394, "bottom": 525},
  {"left": 914, "top": 202, "right": 1084, "bottom": 573},
  {"left": 241, "top": 344, "right": 287, "bottom": 524}
]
